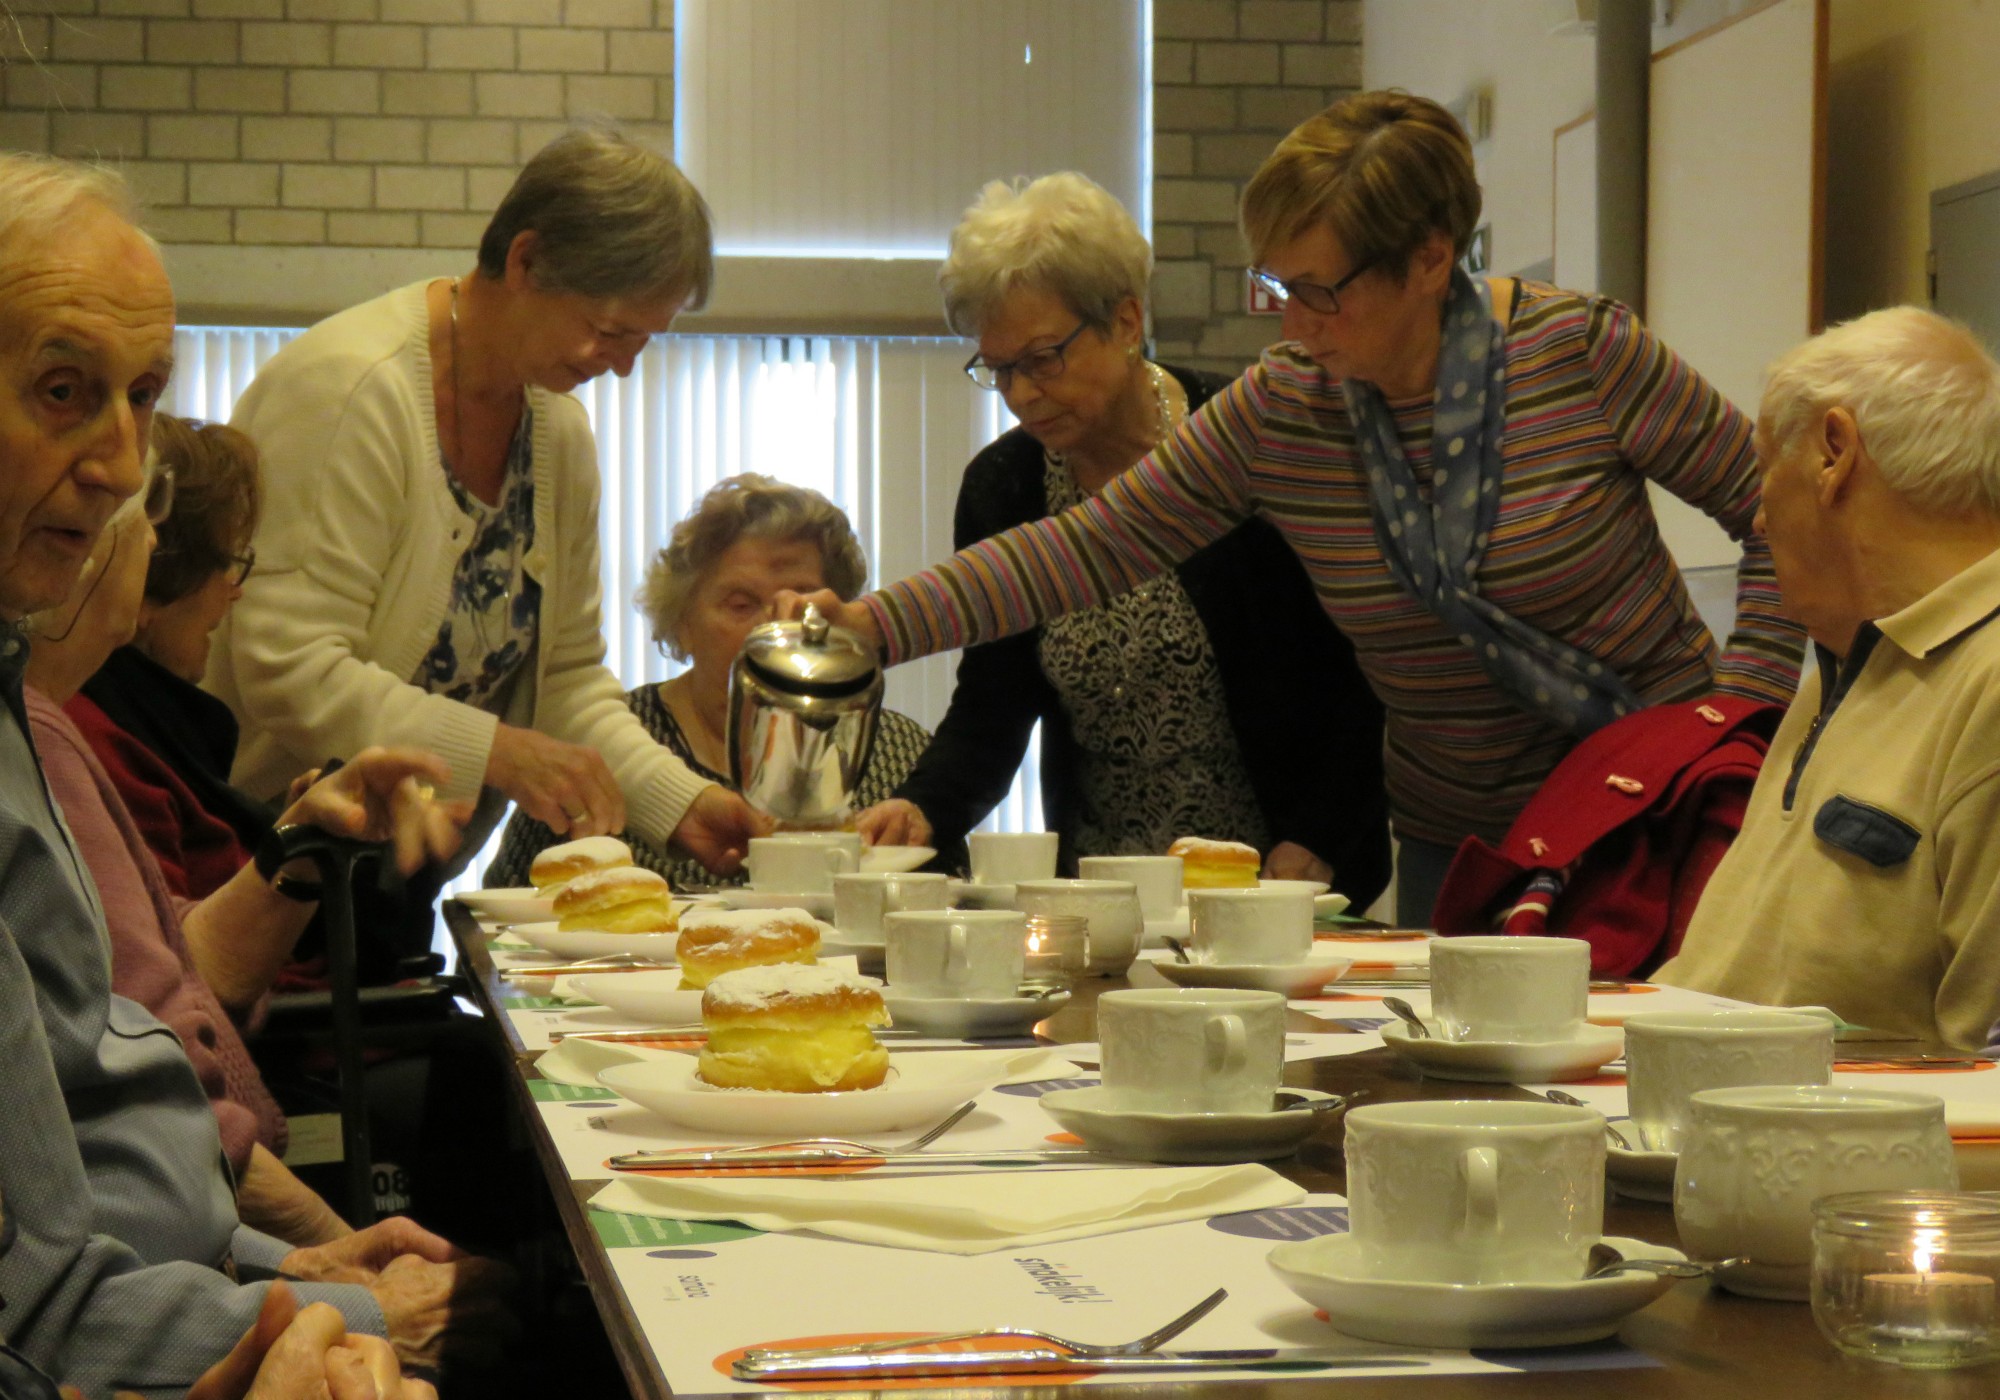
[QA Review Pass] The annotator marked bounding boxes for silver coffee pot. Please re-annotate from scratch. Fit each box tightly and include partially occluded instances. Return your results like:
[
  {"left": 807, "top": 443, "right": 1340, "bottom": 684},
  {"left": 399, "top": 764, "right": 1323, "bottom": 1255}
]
[{"left": 726, "top": 603, "right": 883, "bottom": 829}]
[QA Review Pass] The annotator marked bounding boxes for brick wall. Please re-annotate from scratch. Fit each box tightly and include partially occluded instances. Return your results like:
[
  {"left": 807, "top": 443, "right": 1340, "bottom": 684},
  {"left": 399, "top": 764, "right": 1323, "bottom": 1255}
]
[
  {"left": 1151, "top": 0, "right": 1361, "bottom": 375},
  {"left": 0, "top": 0, "right": 673, "bottom": 251}
]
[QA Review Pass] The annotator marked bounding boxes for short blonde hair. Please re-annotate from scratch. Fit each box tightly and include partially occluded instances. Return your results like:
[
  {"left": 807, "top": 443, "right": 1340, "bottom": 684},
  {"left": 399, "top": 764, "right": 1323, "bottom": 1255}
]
[
  {"left": 641, "top": 475, "right": 868, "bottom": 660},
  {"left": 478, "top": 125, "right": 714, "bottom": 309},
  {"left": 938, "top": 173, "right": 1152, "bottom": 337},
  {"left": 1761, "top": 306, "right": 2000, "bottom": 519},
  {"left": 1241, "top": 90, "right": 1481, "bottom": 274}
]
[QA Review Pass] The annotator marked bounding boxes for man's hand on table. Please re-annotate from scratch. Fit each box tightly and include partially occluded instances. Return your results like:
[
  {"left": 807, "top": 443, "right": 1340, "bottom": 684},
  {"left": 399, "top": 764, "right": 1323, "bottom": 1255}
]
[
  {"left": 279, "top": 1217, "right": 516, "bottom": 1371},
  {"left": 856, "top": 798, "right": 933, "bottom": 848}
]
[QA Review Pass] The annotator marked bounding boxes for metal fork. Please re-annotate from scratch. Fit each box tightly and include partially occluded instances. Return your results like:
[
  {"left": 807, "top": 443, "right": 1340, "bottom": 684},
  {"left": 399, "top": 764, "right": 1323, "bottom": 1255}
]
[{"left": 742, "top": 1286, "right": 1228, "bottom": 1362}]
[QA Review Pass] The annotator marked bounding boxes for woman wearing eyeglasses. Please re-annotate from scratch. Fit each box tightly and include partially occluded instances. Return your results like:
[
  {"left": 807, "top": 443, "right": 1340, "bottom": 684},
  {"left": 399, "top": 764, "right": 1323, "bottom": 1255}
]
[
  {"left": 66, "top": 414, "right": 282, "bottom": 900},
  {"left": 802, "top": 92, "right": 1807, "bottom": 924},
  {"left": 857, "top": 172, "right": 1391, "bottom": 900}
]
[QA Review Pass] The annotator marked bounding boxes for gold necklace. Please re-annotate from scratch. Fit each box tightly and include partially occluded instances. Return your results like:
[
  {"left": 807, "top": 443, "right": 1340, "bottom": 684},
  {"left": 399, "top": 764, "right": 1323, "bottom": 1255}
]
[{"left": 448, "top": 277, "right": 464, "bottom": 472}]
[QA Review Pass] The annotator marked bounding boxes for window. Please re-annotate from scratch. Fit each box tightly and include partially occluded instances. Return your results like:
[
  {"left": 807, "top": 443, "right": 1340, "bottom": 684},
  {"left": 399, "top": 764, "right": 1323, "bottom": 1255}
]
[{"left": 166, "top": 325, "right": 1047, "bottom": 895}]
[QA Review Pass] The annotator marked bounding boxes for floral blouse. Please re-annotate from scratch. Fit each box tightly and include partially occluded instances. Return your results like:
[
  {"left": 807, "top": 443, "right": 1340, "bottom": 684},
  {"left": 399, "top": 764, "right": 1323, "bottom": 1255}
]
[{"left": 411, "top": 411, "right": 541, "bottom": 712}]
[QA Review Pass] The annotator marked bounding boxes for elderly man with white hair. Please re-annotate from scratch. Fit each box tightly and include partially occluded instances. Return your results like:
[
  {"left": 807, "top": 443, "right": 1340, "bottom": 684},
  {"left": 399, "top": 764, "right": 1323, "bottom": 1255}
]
[
  {"left": 1656, "top": 307, "right": 2000, "bottom": 1049},
  {"left": 0, "top": 151, "right": 493, "bottom": 1397}
]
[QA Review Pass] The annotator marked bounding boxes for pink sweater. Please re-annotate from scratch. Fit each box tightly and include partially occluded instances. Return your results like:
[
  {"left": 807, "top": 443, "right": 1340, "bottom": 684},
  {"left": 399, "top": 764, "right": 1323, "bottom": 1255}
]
[{"left": 26, "top": 686, "right": 286, "bottom": 1169}]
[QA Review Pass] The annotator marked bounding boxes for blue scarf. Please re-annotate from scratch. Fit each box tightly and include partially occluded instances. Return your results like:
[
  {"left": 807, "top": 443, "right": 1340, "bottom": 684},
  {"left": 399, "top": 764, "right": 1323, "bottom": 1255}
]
[{"left": 1342, "top": 267, "right": 1642, "bottom": 736}]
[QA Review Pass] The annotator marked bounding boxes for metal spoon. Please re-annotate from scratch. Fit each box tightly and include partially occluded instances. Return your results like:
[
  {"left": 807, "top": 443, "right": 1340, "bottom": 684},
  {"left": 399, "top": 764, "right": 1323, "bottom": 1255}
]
[
  {"left": 1585, "top": 1242, "right": 1743, "bottom": 1280},
  {"left": 1381, "top": 996, "right": 1429, "bottom": 1039},
  {"left": 1163, "top": 936, "right": 1192, "bottom": 964},
  {"left": 1536, "top": 1087, "right": 1639, "bottom": 1150}
]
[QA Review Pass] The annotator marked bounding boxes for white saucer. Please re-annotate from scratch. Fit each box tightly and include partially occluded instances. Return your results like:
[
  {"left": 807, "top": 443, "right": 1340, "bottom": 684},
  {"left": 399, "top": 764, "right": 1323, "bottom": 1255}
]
[
  {"left": 861, "top": 845, "right": 935, "bottom": 874},
  {"left": 510, "top": 921, "right": 681, "bottom": 963},
  {"left": 1039, "top": 1086, "right": 1338, "bottom": 1164},
  {"left": 459, "top": 886, "right": 556, "bottom": 923},
  {"left": 1154, "top": 953, "right": 1354, "bottom": 998},
  {"left": 1380, "top": 1021, "right": 1625, "bottom": 1083},
  {"left": 881, "top": 988, "right": 1070, "bottom": 1039},
  {"left": 947, "top": 880, "right": 1019, "bottom": 910},
  {"left": 597, "top": 1047, "right": 1041, "bottom": 1135},
  {"left": 1606, "top": 1131, "right": 1677, "bottom": 1203},
  {"left": 716, "top": 888, "right": 836, "bottom": 919},
  {"left": 1267, "top": 1234, "right": 1683, "bottom": 1349},
  {"left": 1312, "top": 892, "right": 1352, "bottom": 919},
  {"left": 1258, "top": 878, "right": 1332, "bottom": 896}
]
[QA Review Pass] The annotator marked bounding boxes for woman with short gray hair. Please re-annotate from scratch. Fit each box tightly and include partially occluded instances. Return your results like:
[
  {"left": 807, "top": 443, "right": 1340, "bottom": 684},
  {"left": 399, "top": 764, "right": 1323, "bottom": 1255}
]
[
  {"left": 857, "top": 173, "right": 1390, "bottom": 901},
  {"left": 210, "top": 128, "right": 765, "bottom": 927},
  {"left": 486, "top": 474, "right": 941, "bottom": 890}
]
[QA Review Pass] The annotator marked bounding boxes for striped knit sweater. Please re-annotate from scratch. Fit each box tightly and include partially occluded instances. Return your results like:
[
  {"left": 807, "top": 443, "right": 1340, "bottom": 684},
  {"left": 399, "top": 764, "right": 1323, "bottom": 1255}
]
[{"left": 866, "top": 283, "right": 1806, "bottom": 846}]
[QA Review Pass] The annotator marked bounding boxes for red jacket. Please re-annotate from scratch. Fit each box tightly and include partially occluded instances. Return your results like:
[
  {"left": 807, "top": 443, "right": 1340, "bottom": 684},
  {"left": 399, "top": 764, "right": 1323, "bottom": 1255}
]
[{"left": 1432, "top": 696, "right": 1784, "bottom": 977}]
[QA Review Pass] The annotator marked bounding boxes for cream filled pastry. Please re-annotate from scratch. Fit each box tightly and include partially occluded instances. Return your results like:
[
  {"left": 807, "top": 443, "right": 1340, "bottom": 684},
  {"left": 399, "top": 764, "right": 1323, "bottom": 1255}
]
[
  {"left": 529, "top": 835, "right": 634, "bottom": 890},
  {"left": 1168, "top": 836, "right": 1262, "bottom": 889},
  {"left": 553, "top": 866, "right": 677, "bottom": 932},
  {"left": 696, "top": 964, "right": 890, "bottom": 1093},
  {"left": 676, "top": 908, "right": 821, "bottom": 990}
]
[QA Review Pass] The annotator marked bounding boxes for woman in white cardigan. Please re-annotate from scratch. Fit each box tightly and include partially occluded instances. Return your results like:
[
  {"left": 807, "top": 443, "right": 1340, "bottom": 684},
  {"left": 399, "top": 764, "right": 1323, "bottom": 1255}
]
[{"left": 207, "top": 129, "right": 765, "bottom": 874}]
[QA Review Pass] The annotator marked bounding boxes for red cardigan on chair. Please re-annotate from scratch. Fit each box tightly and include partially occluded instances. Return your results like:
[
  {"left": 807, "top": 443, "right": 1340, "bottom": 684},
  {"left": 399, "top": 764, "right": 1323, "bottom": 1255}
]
[{"left": 1431, "top": 695, "right": 1785, "bottom": 978}]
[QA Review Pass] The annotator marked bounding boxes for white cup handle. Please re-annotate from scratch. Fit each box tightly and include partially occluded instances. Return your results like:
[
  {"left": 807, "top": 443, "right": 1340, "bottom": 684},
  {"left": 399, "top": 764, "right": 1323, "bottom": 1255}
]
[
  {"left": 947, "top": 924, "right": 968, "bottom": 981},
  {"left": 826, "top": 849, "right": 859, "bottom": 876},
  {"left": 1204, "top": 1014, "right": 1247, "bottom": 1076},
  {"left": 1461, "top": 1146, "right": 1500, "bottom": 1250}
]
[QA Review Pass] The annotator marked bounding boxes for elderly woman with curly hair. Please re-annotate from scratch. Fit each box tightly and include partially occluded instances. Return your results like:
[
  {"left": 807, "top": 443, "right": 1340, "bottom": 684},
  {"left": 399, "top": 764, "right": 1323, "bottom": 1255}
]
[
  {"left": 208, "top": 127, "right": 766, "bottom": 901},
  {"left": 486, "top": 474, "right": 943, "bottom": 890},
  {"left": 794, "top": 92, "right": 1808, "bottom": 924},
  {"left": 858, "top": 172, "right": 1390, "bottom": 899}
]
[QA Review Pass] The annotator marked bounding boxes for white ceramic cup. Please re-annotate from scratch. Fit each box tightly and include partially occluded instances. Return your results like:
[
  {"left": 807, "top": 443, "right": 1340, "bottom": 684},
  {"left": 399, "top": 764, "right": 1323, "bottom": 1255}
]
[
  {"left": 967, "top": 831, "right": 1059, "bottom": 886},
  {"left": 1343, "top": 1099, "right": 1608, "bottom": 1285},
  {"left": 743, "top": 834, "right": 862, "bottom": 892},
  {"left": 1428, "top": 935, "right": 1591, "bottom": 1043},
  {"left": 831, "top": 871, "right": 951, "bottom": 944},
  {"left": 1622, "top": 1009, "right": 1837, "bottom": 1154},
  {"left": 1014, "top": 878, "right": 1143, "bottom": 976},
  {"left": 1077, "top": 856, "right": 1185, "bottom": 918},
  {"left": 1675, "top": 1085, "right": 1958, "bottom": 1301},
  {"left": 1096, "top": 987, "right": 1286, "bottom": 1113},
  {"left": 883, "top": 908, "right": 1027, "bottom": 998},
  {"left": 1185, "top": 886, "right": 1315, "bottom": 966}
]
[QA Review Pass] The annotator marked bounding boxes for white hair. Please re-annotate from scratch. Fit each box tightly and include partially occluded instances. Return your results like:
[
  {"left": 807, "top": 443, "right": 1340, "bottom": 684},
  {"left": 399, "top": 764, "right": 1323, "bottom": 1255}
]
[
  {"left": 1762, "top": 306, "right": 2000, "bottom": 518},
  {"left": 937, "top": 172, "right": 1152, "bottom": 338},
  {"left": 0, "top": 151, "right": 147, "bottom": 259}
]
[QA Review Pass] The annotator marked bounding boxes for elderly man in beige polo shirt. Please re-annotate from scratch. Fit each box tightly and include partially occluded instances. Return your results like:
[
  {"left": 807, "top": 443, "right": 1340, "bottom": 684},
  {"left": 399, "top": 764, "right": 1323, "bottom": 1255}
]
[{"left": 1656, "top": 307, "right": 2000, "bottom": 1049}]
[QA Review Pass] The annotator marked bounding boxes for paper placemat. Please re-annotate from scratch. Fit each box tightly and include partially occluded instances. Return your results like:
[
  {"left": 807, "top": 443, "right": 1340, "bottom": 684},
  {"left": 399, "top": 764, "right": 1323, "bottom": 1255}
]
[
  {"left": 587, "top": 1191, "right": 1659, "bottom": 1395},
  {"left": 1296, "top": 982, "right": 1754, "bottom": 1030}
]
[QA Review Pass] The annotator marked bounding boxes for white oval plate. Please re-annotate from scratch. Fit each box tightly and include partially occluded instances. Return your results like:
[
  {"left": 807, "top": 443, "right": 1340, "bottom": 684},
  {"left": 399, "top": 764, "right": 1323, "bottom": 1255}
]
[
  {"left": 511, "top": 921, "right": 681, "bottom": 963},
  {"left": 880, "top": 988, "right": 1069, "bottom": 1039},
  {"left": 1268, "top": 1234, "right": 1682, "bottom": 1349},
  {"left": 1380, "top": 1020, "right": 1625, "bottom": 1084},
  {"left": 597, "top": 1048, "right": 1038, "bottom": 1135},
  {"left": 458, "top": 886, "right": 555, "bottom": 922},
  {"left": 715, "top": 888, "right": 836, "bottom": 919},
  {"left": 573, "top": 969, "right": 701, "bottom": 1024},
  {"left": 1040, "top": 1085, "right": 1335, "bottom": 1163},
  {"left": 1257, "top": 878, "right": 1332, "bottom": 897},
  {"left": 1154, "top": 954, "right": 1354, "bottom": 999},
  {"left": 860, "top": 845, "right": 936, "bottom": 874}
]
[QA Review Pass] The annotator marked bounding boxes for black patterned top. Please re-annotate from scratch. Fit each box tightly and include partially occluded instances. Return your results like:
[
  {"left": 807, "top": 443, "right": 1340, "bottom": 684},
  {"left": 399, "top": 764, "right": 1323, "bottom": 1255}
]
[
  {"left": 1037, "top": 452, "right": 1269, "bottom": 856},
  {"left": 411, "top": 411, "right": 540, "bottom": 711},
  {"left": 484, "top": 683, "right": 940, "bottom": 890}
]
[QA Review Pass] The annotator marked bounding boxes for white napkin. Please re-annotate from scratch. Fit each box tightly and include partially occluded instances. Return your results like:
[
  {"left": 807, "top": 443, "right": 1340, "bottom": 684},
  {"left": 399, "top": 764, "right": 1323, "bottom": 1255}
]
[
  {"left": 591, "top": 1162, "right": 1302, "bottom": 1254},
  {"left": 535, "top": 1040, "right": 1086, "bottom": 1091}
]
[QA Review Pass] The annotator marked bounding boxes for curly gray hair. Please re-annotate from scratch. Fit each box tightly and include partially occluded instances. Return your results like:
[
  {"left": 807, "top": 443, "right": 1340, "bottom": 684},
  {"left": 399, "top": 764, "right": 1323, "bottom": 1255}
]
[
  {"left": 937, "top": 172, "right": 1152, "bottom": 338},
  {"left": 478, "top": 125, "right": 714, "bottom": 309},
  {"left": 642, "top": 474, "right": 868, "bottom": 660}
]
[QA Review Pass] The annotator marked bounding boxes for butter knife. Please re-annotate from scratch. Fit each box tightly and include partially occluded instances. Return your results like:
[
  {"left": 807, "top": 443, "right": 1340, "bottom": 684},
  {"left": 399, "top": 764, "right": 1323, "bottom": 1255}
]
[
  {"left": 608, "top": 1147, "right": 1112, "bottom": 1170},
  {"left": 733, "top": 1347, "right": 1420, "bottom": 1380}
]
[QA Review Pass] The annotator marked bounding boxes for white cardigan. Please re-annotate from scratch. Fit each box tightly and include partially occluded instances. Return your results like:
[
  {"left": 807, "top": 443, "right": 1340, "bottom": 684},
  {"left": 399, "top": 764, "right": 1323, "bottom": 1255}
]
[{"left": 206, "top": 280, "right": 711, "bottom": 845}]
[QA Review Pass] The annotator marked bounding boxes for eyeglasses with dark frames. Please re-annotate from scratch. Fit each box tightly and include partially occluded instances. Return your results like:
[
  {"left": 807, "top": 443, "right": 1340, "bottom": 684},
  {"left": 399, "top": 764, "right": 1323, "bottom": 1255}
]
[
  {"left": 228, "top": 547, "right": 256, "bottom": 587},
  {"left": 1247, "top": 260, "right": 1376, "bottom": 316},
  {"left": 964, "top": 321, "right": 1093, "bottom": 391}
]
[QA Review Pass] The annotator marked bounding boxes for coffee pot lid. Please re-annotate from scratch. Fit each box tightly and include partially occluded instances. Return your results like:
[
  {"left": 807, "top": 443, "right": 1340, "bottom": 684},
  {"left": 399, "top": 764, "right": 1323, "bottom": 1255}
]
[{"left": 738, "top": 603, "right": 880, "bottom": 698}]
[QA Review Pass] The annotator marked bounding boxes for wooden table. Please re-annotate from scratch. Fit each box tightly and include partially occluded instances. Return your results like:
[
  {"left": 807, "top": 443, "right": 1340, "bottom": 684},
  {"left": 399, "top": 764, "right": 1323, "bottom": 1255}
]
[{"left": 446, "top": 904, "right": 1999, "bottom": 1400}]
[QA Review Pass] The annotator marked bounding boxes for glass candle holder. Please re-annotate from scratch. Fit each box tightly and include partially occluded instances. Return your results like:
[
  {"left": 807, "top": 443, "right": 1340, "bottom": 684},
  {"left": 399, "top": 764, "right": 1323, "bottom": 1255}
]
[
  {"left": 1812, "top": 1191, "right": 2000, "bottom": 1369},
  {"left": 1022, "top": 914, "right": 1087, "bottom": 988}
]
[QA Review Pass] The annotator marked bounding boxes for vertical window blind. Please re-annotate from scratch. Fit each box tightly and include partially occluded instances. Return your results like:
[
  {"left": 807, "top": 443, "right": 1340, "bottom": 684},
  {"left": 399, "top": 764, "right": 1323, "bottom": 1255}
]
[
  {"left": 166, "top": 326, "right": 1046, "bottom": 894},
  {"left": 676, "top": 0, "right": 1149, "bottom": 256}
]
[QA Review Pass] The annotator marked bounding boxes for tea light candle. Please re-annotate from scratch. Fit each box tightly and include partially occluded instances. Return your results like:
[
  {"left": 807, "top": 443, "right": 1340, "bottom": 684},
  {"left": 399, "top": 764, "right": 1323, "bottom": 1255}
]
[
  {"left": 1023, "top": 914, "right": 1086, "bottom": 982},
  {"left": 1862, "top": 1271, "right": 1997, "bottom": 1342}
]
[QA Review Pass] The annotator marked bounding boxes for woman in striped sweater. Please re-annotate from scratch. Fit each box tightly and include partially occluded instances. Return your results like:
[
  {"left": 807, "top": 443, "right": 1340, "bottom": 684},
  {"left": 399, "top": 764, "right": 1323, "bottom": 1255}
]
[{"left": 788, "top": 91, "right": 1807, "bottom": 923}]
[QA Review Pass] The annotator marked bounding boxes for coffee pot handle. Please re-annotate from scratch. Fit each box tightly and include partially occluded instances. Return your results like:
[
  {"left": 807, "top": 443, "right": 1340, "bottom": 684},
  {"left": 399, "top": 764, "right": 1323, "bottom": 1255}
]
[
  {"left": 1205, "top": 1014, "right": 1248, "bottom": 1076},
  {"left": 1461, "top": 1146, "right": 1500, "bottom": 1248}
]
